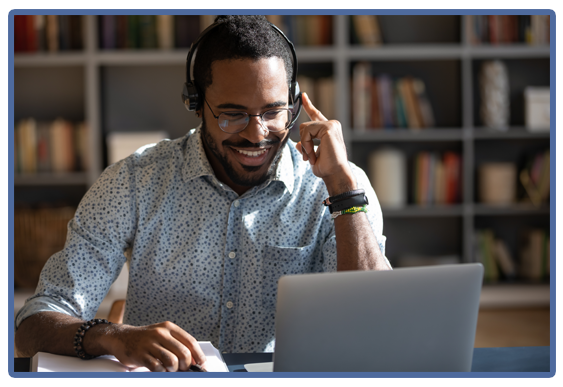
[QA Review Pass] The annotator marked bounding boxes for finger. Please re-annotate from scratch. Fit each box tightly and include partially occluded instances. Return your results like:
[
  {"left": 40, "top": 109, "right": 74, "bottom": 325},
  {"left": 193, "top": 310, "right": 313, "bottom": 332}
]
[
  {"left": 142, "top": 354, "right": 166, "bottom": 372},
  {"left": 299, "top": 122, "right": 321, "bottom": 165},
  {"left": 295, "top": 142, "right": 309, "bottom": 162},
  {"left": 150, "top": 345, "right": 181, "bottom": 372},
  {"left": 156, "top": 332, "right": 193, "bottom": 371},
  {"left": 302, "top": 92, "right": 328, "bottom": 122},
  {"left": 169, "top": 326, "right": 207, "bottom": 366}
]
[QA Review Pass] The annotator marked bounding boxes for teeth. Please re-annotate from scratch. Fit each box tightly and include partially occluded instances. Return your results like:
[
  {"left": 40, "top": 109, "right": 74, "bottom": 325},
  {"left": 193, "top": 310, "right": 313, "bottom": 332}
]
[{"left": 237, "top": 149, "right": 267, "bottom": 157}]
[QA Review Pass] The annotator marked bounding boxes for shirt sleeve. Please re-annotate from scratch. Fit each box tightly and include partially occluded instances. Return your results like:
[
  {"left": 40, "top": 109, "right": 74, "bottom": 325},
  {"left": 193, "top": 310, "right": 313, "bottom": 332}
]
[
  {"left": 320, "top": 162, "right": 391, "bottom": 272},
  {"left": 15, "top": 158, "right": 138, "bottom": 329}
]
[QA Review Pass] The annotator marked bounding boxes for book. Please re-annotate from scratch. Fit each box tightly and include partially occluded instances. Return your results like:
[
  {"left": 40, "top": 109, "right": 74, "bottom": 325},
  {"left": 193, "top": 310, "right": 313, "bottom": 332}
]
[
  {"left": 352, "top": 62, "right": 371, "bottom": 131},
  {"left": 480, "top": 230, "right": 499, "bottom": 283},
  {"left": 100, "top": 15, "right": 116, "bottom": 49},
  {"left": 412, "top": 78, "right": 435, "bottom": 128},
  {"left": 399, "top": 77, "right": 423, "bottom": 129},
  {"left": 126, "top": 15, "right": 139, "bottom": 49},
  {"left": 433, "top": 157, "right": 445, "bottom": 204},
  {"left": 316, "top": 77, "right": 335, "bottom": 120},
  {"left": 156, "top": 15, "right": 174, "bottom": 49},
  {"left": 19, "top": 118, "right": 37, "bottom": 174},
  {"left": 36, "top": 121, "right": 51, "bottom": 173},
  {"left": 115, "top": 15, "right": 128, "bottom": 49},
  {"left": 46, "top": 15, "right": 59, "bottom": 52},
  {"left": 31, "top": 342, "right": 228, "bottom": 372},
  {"left": 393, "top": 80, "right": 407, "bottom": 128},
  {"left": 351, "top": 15, "right": 382, "bottom": 46},
  {"left": 138, "top": 15, "right": 157, "bottom": 49},
  {"left": 50, "top": 118, "right": 75, "bottom": 173},
  {"left": 371, "top": 77, "right": 383, "bottom": 128},
  {"left": 493, "top": 239, "right": 517, "bottom": 278},
  {"left": 377, "top": 74, "right": 394, "bottom": 129},
  {"left": 519, "top": 229, "right": 548, "bottom": 281},
  {"left": 174, "top": 15, "right": 200, "bottom": 48},
  {"left": 444, "top": 152, "right": 461, "bottom": 204}
]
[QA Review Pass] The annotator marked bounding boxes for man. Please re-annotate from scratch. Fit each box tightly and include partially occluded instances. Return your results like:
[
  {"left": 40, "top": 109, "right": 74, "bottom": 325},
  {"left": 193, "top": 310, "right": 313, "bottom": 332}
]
[{"left": 15, "top": 15, "right": 391, "bottom": 372}]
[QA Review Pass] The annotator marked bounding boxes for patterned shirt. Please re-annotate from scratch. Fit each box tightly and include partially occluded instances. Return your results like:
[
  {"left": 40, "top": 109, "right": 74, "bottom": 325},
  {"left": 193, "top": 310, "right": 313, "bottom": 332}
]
[{"left": 16, "top": 126, "right": 388, "bottom": 353}]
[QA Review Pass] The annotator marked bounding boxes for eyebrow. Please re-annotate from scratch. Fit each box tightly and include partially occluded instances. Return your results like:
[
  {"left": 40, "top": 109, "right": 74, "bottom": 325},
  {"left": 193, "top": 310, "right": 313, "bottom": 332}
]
[{"left": 216, "top": 100, "right": 288, "bottom": 110}]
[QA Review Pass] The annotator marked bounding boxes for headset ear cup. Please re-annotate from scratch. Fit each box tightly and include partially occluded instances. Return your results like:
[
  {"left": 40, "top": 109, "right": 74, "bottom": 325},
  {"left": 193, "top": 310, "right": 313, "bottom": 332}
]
[
  {"left": 182, "top": 82, "right": 200, "bottom": 111},
  {"left": 289, "top": 92, "right": 303, "bottom": 129}
]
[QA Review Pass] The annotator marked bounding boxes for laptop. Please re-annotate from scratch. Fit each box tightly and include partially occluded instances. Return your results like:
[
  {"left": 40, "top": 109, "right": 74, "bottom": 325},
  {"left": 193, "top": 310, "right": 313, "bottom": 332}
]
[{"left": 269, "top": 263, "right": 483, "bottom": 372}]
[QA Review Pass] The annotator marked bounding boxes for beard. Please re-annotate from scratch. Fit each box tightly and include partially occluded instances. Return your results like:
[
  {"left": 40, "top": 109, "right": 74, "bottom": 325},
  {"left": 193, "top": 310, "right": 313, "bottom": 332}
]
[{"left": 200, "top": 116, "right": 290, "bottom": 187}]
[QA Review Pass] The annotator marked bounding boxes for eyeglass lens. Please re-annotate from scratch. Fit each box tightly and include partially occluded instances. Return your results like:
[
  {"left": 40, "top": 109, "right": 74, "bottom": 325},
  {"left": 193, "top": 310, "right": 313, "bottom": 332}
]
[{"left": 218, "top": 110, "right": 292, "bottom": 133}]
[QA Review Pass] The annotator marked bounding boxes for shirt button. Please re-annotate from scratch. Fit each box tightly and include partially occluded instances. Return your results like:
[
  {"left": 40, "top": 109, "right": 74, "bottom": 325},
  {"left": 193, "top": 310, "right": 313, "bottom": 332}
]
[
  {"left": 226, "top": 301, "right": 234, "bottom": 309},
  {"left": 228, "top": 251, "right": 236, "bottom": 259},
  {"left": 233, "top": 200, "right": 240, "bottom": 207}
]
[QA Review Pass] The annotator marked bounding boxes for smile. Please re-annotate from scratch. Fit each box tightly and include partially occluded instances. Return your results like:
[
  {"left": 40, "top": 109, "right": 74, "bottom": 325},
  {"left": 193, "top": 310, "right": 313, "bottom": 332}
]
[{"left": 236, "top": 148, "right": 268, "bottom": 157}]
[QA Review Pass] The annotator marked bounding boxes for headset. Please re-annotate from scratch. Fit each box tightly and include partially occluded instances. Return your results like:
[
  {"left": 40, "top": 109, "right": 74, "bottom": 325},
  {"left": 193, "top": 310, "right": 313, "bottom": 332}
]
[{"left": 181, "top": 19, "right": 302, "bottom": 129}]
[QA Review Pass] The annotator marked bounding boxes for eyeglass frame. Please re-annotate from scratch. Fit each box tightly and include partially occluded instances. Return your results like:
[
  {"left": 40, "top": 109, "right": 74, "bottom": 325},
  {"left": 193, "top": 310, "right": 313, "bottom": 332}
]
[{"left": 203, "top": 99, "right": 294, "bottom": 134}]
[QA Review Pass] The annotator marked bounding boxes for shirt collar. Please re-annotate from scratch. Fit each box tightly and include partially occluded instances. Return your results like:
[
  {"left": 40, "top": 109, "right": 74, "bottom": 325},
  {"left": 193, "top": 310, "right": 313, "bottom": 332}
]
[{"left": 182, "top": 125, "right": 295, "bottom": 195}]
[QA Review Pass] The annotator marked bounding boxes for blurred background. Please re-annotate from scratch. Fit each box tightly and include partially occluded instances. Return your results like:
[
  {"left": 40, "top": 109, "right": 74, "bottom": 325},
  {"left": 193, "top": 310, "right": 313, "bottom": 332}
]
[{"left": 13, "top": 14, "right": 550, "bottom": 348}]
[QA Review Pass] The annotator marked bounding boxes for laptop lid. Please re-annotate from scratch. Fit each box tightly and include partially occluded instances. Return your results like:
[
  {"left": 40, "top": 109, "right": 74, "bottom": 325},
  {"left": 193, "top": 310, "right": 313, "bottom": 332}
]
[{"left": 273, "top": 263, "right": 483, "bottom": 372}]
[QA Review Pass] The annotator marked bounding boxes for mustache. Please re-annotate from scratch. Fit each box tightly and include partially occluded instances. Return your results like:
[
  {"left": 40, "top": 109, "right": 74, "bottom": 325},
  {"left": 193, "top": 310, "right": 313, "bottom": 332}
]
[{"left": 222, "top": 138, "right": 281, "bottom": 148}]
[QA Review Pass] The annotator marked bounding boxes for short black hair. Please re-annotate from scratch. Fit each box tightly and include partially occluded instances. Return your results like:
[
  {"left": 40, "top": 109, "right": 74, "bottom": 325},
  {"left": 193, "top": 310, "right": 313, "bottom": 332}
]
[{"left": 192, "top": 15, "right": 293, "bottom": 102}]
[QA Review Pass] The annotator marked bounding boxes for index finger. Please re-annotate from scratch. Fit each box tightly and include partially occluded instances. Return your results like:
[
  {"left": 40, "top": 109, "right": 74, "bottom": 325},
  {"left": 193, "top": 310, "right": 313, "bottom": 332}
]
[{"left": 301, "top": 92, "right": 328, "bottom": 122}]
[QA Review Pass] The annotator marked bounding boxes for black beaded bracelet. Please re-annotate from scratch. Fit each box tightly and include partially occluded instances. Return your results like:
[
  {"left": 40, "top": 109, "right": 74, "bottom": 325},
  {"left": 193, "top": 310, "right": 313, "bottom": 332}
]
[
  {"left": 74, "top": 318, "right": 111, "bottom": 360},
  {"left": 323, "top": 189, "right": 365, "bottom": 206}
]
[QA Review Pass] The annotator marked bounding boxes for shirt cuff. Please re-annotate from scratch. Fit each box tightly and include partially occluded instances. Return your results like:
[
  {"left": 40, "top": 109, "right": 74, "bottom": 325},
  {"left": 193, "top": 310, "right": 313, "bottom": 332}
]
[{"left": 15, "top": 295, "right": 79, "bottom": 330}]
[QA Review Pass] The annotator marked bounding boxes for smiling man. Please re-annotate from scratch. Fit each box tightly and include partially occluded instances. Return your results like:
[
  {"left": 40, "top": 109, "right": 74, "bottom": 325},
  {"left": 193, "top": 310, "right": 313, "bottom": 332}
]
[{"left": 15, "top": 15, "right": 391, "bottom": 372}]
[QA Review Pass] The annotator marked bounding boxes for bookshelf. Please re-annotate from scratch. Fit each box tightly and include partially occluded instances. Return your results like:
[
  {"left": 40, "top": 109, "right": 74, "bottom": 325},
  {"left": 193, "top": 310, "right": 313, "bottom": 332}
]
[{"left": 13, "top": 14, "right": 550, "bottom": 306}]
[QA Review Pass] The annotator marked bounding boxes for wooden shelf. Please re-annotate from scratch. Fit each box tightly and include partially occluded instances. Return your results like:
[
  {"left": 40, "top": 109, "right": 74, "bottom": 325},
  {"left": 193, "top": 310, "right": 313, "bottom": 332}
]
[
  {"left": 382, "top": 204, "right": 464, "bottom": 218},
  {"left": 14, "top": 52, "right": 87, "bottom": 67},
  {"left": 473, "top": 204, "right": 550, "bottom": 216},
  {"left": 466, "top": 44, "right": 550, "bottom": 59},
  {"left": 480, "top": 283, "right": 550, "bottom": 308},
  {"left": 473, "top": 127, "right": 550, "bottom": 140}
]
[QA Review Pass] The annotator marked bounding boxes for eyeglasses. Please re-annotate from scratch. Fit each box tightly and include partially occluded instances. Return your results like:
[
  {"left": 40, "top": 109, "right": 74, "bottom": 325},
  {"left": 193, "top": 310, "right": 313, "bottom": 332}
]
[{"left": 204, "top": 99, "right": 293, "bottom": 134}]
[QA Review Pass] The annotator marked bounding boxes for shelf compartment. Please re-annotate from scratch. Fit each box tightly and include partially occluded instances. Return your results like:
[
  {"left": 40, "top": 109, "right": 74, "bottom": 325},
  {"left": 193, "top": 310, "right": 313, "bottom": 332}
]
[
  {"left": 14, "top": 172, "right": 89, "bottom": 186},
  {"left": 350, "top": 128, "right": 463, "bottom": 142},
  {"left": 382, "top": 204, "right": 463, "bottom": 218},
  {"left": 473, "top": 204, "right": 550, "bottom": 216}
]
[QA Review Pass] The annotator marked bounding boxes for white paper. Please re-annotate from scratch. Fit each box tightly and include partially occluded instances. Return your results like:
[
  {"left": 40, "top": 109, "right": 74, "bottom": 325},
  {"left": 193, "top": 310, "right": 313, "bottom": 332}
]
[
  {"left": 244, "top": 362, "right": 273, "bottom": 372},
  {"left": 33, "top": 341, "right": 228, "bottom": 372}
]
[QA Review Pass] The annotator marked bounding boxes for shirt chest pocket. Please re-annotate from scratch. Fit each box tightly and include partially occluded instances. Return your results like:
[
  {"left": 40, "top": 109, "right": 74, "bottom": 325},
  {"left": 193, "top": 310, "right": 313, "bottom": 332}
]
[{"left": 261, "top": 243, "right": 317, "bottom": 312}]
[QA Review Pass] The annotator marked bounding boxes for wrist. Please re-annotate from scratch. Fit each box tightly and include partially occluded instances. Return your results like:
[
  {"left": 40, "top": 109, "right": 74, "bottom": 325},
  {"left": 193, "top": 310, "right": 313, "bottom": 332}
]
[
  {"left": 81, "top": 321, "right": 118, "bottom": 357},
  {"left": 322, "top": 170, "right": 357, "bottom": 197}
]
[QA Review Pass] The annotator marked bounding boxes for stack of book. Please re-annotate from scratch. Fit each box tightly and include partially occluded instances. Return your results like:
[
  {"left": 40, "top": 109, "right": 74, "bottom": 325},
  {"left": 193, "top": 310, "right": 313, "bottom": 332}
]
[
  {"left": 467, "top": 15, "right": 550, "bottom": 45},
  {"left": 475, "top": 228, "right": 550, "bottom": 283},
  {"left": 294, "top": 75, "right": 335, "bottom": 127},
  {"left": 412, "top": 151, "right": 461, "bottom": 205},
  {"left": 98, "top": 15, "right": 215, "bottom": 50},
  {"left": 474, "top": 230, "right": 517, "bottom": 283},
  {"left": 14, "top": 15, "right": 83, "bottom": 52},
  {"left": 352, "top": 63, "right": 436, "bottom": 131},
  {"left": 14, "top": 118, "right": 88, "bottom": 174},
  {"left": 266, "top": 15, "right": 333, "bottom": 46}
]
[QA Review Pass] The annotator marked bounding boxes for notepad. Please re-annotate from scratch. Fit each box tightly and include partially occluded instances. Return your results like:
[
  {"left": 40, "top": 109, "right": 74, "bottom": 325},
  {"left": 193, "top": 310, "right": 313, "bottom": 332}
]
[{"left": 31, "top": 341, "right": 228, "bottom": 372}]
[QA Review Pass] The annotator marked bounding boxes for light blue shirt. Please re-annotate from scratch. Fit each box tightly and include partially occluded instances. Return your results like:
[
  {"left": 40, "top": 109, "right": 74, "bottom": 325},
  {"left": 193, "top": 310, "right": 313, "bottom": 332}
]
[{"left": 16, "top": 126, "right": 388, "bottom": 353}]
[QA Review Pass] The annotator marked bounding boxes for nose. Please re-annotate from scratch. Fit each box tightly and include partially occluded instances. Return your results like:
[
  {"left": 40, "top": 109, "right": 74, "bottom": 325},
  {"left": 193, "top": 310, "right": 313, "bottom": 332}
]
[{"left": 238, "top": 115, "right": 268, "bottom": 144}]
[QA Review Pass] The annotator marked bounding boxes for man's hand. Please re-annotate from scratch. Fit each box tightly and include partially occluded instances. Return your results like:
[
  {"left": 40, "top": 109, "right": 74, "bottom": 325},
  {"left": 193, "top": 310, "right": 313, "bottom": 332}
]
[
  {"left": 99, "top": 321, "right": 207, "bottom": 372},
  {"left": 295, "top": 93, "right": 356, "bottom": 196},
  {"left": 15, "top": 312, "right": 207, "bottom": 373}
]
